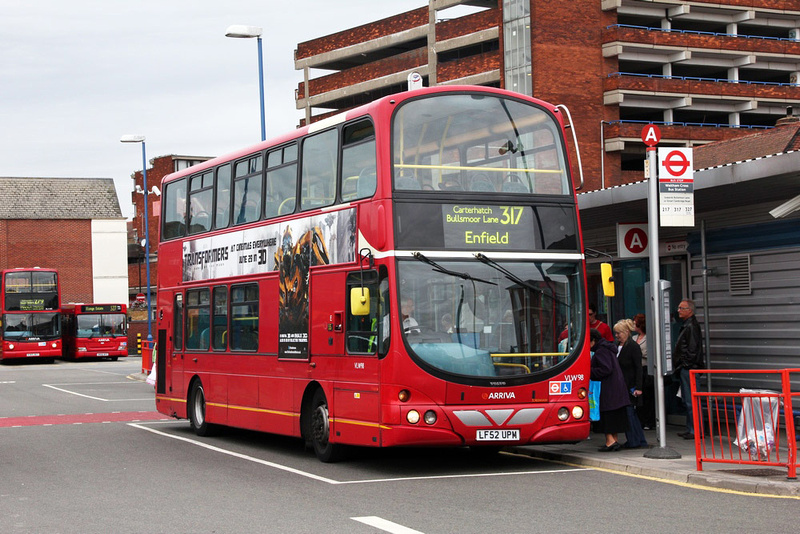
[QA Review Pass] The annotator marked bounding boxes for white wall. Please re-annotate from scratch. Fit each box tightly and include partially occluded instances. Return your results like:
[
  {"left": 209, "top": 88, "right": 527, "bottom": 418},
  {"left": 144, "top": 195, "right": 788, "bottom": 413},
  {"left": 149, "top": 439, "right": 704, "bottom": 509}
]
[{"left": 91, "top": 219, "right": 129, "bottom": 303}]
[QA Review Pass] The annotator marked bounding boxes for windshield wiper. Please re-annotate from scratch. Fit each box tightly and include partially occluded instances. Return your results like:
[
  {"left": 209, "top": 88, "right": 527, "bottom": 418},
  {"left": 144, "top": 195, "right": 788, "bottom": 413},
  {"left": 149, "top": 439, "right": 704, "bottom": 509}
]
[
  {"left": 412, "top": 252, "right": 497, "bottom": 286},
  {"left": 474, "top": 253, "right": 567, "bottom": 307}
]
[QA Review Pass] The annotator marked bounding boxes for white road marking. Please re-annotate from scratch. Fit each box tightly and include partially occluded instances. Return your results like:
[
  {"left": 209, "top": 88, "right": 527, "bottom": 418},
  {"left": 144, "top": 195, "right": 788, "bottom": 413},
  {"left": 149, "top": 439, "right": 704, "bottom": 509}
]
[
  {"left": 128, "top": 422, "right": 340, "bottom": 484},
  {"left": 130, "top": 422, "right": 587, "bottom": 486},
  {"left": 352, "top": 516, "right": 424, "bottom": 534},
  {"left": 42, "top": 381, "right": 152, "bottom": 402}
]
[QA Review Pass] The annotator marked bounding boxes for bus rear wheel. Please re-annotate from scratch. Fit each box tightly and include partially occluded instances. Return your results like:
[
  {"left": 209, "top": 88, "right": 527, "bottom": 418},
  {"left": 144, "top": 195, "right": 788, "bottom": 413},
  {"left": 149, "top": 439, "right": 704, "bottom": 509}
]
[
  {"left": 309, "top": 389, "right": 344, "bottom": 462},
  {"left": 189, "top": 380, "right": 219, "bottom": 437}
]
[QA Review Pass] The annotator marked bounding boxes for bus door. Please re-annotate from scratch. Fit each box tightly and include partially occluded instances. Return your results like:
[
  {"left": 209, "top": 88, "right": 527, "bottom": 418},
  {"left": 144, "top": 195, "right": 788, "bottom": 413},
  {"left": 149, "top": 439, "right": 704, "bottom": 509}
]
[
  {"left": 308, "top": 271, "right": 347, "bottom": 358},
  {"left": 167, "top": 292, "right": 185, "bottom": 399}
]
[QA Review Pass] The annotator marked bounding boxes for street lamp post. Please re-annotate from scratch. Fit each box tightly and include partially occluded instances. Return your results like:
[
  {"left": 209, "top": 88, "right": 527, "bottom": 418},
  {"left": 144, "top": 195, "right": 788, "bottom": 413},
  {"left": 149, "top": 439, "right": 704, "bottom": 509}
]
[
  {"left": 120, "top": 135, "right": 153, "bottom": 357},
  {"left": 225, "top": 24, "right": 266, "bottom": 141}
]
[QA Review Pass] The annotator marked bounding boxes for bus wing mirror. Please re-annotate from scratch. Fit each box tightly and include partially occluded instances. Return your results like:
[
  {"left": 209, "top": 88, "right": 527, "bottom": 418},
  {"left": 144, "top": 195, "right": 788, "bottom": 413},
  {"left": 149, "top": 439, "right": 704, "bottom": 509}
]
[
  {"left": 601, "top": 262, "right": 615, "bottom": 297},
  {"left": 350, "top": 287, "right": 371, "bottom": 316}
]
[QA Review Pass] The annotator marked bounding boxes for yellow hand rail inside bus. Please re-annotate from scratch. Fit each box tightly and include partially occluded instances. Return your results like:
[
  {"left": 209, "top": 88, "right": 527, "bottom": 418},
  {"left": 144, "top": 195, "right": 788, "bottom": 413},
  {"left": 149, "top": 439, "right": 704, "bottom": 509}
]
[
  {"left": 492, "top": 362, "right": 531, "bottom": 373},
  {"left": 395, "top": 163, "right": 563, "bottom": 174}
]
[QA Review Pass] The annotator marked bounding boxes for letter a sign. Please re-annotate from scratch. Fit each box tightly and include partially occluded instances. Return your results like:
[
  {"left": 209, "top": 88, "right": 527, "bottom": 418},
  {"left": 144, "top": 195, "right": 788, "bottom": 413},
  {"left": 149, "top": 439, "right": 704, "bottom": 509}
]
[
  {"left": 617, "top": 223, "right": 649, "bottom": 258},
  {"left": 641, "top": 124, "right": 661, "bottom": 147}
]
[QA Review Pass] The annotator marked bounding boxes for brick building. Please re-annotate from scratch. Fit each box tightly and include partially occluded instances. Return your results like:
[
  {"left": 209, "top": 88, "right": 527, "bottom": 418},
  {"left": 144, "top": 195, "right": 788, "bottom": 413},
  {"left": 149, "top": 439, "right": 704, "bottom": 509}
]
[
  {"left": 0, "top": 177, "right": 127, "bottom": 304},
  {"left": 295, "top": 0, "right": 800, "bottom": 191}
]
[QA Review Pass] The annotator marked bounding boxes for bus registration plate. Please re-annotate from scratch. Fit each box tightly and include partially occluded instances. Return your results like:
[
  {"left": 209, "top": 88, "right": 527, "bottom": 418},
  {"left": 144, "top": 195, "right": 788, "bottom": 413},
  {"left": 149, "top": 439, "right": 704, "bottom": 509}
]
[
  {"left": 476, "top": 429, "right": 519, "bottom": 441},
  {"left": 97, "top": 353, "right": 109, "bottom": 356}
]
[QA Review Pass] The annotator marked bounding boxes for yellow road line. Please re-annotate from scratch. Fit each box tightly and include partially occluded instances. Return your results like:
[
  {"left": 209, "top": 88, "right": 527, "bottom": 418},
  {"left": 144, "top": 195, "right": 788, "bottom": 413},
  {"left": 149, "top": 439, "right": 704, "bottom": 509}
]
[{"left": 503, "top": 451, "right": 800, "bottom": 500}]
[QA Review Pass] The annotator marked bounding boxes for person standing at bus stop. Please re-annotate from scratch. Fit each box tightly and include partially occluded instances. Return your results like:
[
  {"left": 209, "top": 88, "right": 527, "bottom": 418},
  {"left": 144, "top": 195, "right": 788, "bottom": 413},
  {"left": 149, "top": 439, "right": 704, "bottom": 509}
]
[
  {"left": 674, "top": 299, "right": 705, "bottom": 440},
  {"left": 588, "top": 303, "right": 614, "bottom": 342},
  {"left": 590, "top": 329, "right": 629, "bottom": 451}
]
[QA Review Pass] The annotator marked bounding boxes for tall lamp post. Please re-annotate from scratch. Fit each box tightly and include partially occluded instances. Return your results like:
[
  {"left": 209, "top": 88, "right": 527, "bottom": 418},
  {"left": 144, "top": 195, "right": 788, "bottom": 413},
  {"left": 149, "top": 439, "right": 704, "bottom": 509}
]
[
  {"left": 120, "top": 135, "right": 154, "bottom": 363},
  {"left": 225, "top": 24, "right": 266, "bottom": 141}
]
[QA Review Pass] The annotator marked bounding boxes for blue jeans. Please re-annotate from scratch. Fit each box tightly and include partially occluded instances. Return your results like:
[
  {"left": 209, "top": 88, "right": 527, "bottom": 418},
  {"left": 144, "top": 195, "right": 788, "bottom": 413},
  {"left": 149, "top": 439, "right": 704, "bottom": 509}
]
[{"left": 679, "top": 368, "right": 694, "bottom": 434}]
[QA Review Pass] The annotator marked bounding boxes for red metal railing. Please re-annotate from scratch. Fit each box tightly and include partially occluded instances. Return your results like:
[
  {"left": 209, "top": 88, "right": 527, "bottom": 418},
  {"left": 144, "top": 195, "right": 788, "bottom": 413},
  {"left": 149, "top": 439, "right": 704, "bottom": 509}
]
[{"left": 690, "top": 369, "right": 799, "bottom": 479}]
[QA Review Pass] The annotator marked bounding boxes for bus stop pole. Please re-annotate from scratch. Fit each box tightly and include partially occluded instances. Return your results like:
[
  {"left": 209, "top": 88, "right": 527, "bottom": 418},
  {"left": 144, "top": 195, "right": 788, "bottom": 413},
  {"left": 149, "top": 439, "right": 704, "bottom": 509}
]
[{"left": 644, "top": 144, "right": 681, "bottom": 459}]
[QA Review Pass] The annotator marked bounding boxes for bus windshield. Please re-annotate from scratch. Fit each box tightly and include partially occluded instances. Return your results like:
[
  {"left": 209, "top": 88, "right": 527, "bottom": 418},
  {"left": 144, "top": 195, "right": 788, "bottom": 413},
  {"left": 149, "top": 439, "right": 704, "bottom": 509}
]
[
  {"left": 398, "top": 258, "right": 582, "bottom": 379},
  {"left": 3, "top": 313, "right": 61, "bottom": 341},
  {"left": 392, "top": 93, "right": 570, "bottom": 194},
  {"left": 75, "top": 314, "right": 127, "bottom": 338}
]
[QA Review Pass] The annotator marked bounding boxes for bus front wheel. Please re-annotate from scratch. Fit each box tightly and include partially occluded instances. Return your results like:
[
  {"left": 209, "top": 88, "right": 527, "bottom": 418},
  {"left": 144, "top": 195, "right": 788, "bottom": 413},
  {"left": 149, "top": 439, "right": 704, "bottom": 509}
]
[
  {"left": 189, "top": 380, "right": 219, "bottom": 437},
  {"left": 309, "top": 389, "right": 344, "bottom": 462}
]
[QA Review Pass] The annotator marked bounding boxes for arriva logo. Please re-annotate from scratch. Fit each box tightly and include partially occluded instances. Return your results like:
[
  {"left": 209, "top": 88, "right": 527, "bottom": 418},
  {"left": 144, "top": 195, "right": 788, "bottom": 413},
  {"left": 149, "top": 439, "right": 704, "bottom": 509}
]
[{"left": 482, "top": 392, "right": 516, "bottom": 400}]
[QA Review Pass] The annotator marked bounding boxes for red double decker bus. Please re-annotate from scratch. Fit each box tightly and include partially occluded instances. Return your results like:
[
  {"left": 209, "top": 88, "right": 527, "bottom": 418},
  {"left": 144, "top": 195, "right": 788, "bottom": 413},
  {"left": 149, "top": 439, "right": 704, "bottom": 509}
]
[
  {"left": 61, "top": 304, "right": 128, "bottom": 360},
  {"left": 155, "top": 86, "right": 592, "bottom": 461},
  {"left": 1, "top": 268, "right": 62, "bottom": 363}
]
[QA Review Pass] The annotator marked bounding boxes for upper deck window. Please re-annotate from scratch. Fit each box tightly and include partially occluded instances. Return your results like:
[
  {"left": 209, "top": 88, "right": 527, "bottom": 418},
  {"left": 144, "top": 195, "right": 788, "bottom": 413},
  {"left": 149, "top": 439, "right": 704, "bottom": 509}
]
[
  {"left": 163, "top": 178, "right": 187, "bottom": 240},
  {"left": 341, "top": 120, "right": 376, "bottom": 202},
  {"left": 188, "top": 170, "right": 214, "bottom": 234},
  {"left": 214, "top": 164, "right": 232, "bottom": 229},
  {"left": 392, "top": 93, "right": 570, "bottom": 195},
  {"left": 233, "top": 155, "right": 263, "bottom": 226},
  {"left": 265, "top": 144, "right": 298, "bottom": 218},
  {"left": 3, "top": 271, "right": 59, "bottom": 311},
  {"left": 301, "top": 129, "right": 338, "bottom": 211}
]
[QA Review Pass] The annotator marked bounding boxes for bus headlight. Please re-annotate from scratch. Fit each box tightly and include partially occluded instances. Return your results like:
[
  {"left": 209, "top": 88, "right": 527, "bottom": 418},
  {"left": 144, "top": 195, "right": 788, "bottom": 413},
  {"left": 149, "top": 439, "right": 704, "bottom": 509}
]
[
  {"left": 78, "top": 347, "right": 87, "bottom": 352},
  {"left": 406, "top": 410, "right": 420, "bottom": 424},
  {"left": 423, "top": 410, "right": 437, "bottom": 425},
  {"left": 557, "top": 407, "right": 569, "bottom": 421},
  {"left": 8, "top": 343, "right": 14, "bottom": 350},
  {"left": 572, "top": 406, "right": 584, "bottom": 419},
  {"left": 52, "top": 342, "right": 58, "bottom": 348}
]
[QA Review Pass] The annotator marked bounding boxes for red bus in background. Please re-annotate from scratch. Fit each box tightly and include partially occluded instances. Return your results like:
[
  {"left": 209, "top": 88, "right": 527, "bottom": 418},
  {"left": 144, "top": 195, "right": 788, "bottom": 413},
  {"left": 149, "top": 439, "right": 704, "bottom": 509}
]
[
  {"left": 155, "top": 85, "right": 592, "bottom": 461},
  {"left": 0, "top": 268, "right": 62, "bottom": 363},
  {"left": 61, "top": 304, "right": 128, "bottom": 360}
]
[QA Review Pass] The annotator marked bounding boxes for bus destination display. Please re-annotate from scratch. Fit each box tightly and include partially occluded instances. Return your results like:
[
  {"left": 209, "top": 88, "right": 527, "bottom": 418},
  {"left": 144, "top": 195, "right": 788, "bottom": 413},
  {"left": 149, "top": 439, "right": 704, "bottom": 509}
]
[
  {"left": 81, "top": 305, "right": 123, "bottom": 313},
  {"left": 442, "top": 204, "right": 535, "bottom": 250}
]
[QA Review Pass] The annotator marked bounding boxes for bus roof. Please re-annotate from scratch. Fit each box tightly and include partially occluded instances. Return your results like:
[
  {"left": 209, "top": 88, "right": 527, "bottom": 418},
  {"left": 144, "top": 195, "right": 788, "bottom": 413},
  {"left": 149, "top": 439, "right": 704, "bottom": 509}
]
[{"left": 159, "top": 85, "right": 559, "bottom": 187}]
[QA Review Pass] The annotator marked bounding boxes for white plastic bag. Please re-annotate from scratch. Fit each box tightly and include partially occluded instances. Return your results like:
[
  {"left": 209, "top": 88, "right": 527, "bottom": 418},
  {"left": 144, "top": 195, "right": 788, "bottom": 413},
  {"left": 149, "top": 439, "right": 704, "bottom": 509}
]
[
  {"left": 145, "top": 363, "right": 157, "bottom": 386},
  {"left": 733, "top": 389, "right": 781, "bottom": 461}
]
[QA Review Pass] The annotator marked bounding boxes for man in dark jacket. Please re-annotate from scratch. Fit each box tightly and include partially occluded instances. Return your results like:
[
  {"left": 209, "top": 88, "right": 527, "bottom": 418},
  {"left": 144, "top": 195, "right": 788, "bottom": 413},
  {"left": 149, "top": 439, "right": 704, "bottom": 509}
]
[{"left": 674, "top": 299, "right": 705, "bottom": 439}]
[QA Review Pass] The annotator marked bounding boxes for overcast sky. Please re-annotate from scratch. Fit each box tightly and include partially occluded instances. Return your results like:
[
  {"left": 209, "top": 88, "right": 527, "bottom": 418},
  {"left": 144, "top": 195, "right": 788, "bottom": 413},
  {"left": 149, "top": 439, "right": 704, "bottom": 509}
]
[{"left": 1, "top": 0, "right": 424, "bottom": 218}]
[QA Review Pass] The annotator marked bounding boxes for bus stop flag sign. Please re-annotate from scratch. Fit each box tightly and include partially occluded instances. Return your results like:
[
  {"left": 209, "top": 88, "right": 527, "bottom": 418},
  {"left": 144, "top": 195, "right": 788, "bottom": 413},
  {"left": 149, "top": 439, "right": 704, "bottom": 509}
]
[{"left": 657, "top": 147, "right": 694, "bottom": 227}]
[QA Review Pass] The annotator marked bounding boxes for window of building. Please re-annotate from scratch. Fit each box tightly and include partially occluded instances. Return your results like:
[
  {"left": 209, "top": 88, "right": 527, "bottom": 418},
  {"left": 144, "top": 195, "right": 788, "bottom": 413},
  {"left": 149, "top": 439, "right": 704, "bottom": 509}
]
[{"left": 503, "top": 0, "right": 531, "bottom": 96}]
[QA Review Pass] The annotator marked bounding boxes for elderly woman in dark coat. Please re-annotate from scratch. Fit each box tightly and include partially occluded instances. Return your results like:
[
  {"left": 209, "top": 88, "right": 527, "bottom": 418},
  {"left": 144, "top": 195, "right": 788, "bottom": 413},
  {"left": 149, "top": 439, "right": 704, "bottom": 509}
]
[
  {"left": 614, "top": 319, "right": 648, "bottom": 449},
  {"left": 589, "top": 328, "right": 629, "bottom": 451}
]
